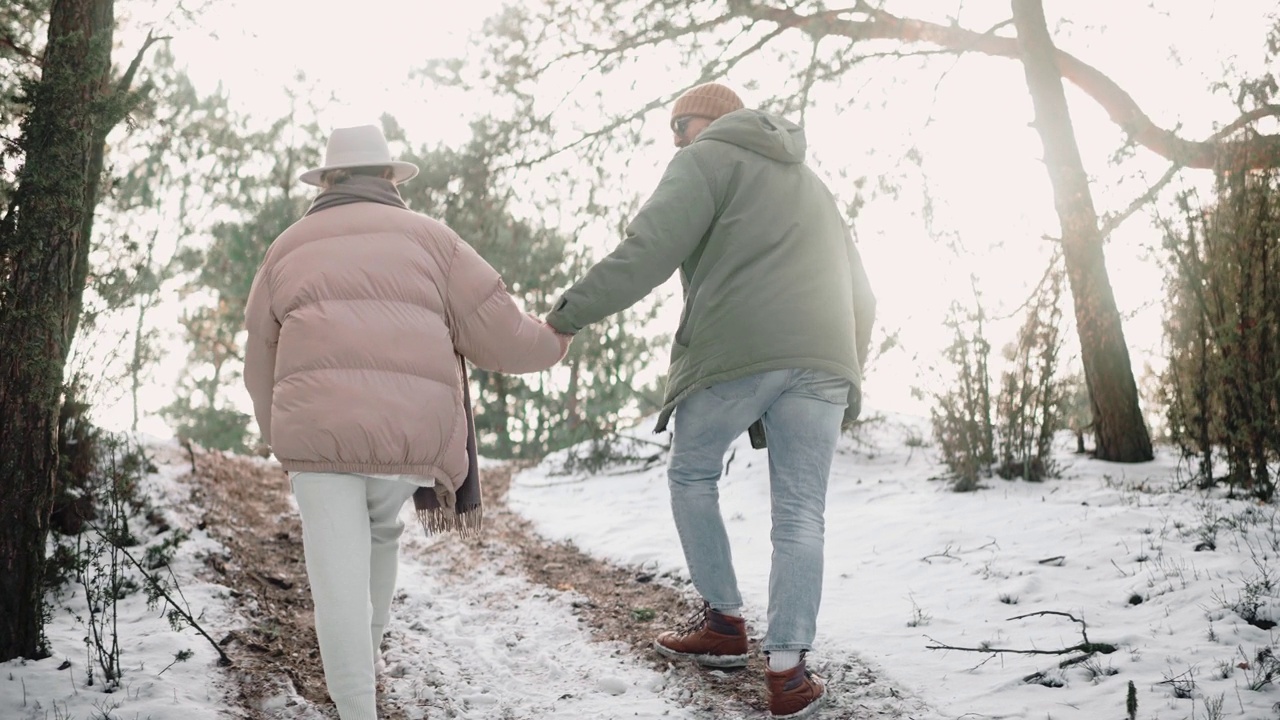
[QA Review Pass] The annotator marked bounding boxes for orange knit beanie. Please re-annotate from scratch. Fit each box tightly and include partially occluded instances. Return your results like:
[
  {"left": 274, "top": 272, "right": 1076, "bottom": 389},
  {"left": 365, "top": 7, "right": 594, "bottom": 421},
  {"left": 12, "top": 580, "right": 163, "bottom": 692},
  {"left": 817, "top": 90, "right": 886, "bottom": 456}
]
[{"left": 671, "top": 83, "right": 744, "bottom": 129}]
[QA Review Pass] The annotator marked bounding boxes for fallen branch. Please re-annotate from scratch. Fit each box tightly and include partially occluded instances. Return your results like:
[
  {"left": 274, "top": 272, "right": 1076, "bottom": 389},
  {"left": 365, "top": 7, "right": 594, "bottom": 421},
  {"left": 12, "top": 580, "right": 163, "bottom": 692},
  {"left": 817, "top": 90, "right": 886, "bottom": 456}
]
[{"left": 926, "top": 610, "right": 1117, "bottom": 656}]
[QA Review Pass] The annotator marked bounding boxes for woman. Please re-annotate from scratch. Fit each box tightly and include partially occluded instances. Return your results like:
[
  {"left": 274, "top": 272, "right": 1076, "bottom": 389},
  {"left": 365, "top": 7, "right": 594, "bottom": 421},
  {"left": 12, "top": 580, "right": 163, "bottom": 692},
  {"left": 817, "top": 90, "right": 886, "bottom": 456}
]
[{"left": 243, "top": 124, "right": 570, "bottom": 720}]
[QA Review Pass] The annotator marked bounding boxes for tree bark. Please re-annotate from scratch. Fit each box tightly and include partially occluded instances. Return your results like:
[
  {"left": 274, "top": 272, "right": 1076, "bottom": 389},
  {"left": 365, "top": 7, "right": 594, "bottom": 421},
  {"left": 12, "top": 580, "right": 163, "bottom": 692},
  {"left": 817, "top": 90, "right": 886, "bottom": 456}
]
[
  {"left": 1010, "top": 0, "right": 1152, "bottom": 462},
  {"left": 0, "top": 0, "right": 115, "bottom": 662}
]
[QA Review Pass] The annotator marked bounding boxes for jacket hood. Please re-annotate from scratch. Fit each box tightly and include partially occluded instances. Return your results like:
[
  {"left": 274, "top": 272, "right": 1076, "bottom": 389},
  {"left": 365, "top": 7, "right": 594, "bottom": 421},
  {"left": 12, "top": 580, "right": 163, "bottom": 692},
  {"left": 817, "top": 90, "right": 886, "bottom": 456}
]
[{"left": 694, "top": 109, "right": 806, "bottom": 164}]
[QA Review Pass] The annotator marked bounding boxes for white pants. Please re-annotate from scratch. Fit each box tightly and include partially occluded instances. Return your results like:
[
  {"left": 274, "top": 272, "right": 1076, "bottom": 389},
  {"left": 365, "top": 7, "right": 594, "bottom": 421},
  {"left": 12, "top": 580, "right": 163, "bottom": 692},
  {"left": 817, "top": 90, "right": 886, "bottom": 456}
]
[{"left": 291, "top": 472, "right": 419, "bottom": 720}]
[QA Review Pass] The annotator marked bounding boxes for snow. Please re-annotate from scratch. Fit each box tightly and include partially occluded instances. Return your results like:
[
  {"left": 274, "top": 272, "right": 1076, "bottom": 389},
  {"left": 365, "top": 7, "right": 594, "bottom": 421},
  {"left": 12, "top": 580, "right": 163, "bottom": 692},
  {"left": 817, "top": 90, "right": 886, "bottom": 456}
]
[
  {"left": 3, "top": 417, "right": 1278, "bottom": 720},
  {"left": 369, "top": 531, "right": 704, "bottom": 719},
  {"left": 0, "top": 438, "right": 239, "bottom": 720},
  {"left": 510, "top": 412, "right": 1280, "bottom": 720}
]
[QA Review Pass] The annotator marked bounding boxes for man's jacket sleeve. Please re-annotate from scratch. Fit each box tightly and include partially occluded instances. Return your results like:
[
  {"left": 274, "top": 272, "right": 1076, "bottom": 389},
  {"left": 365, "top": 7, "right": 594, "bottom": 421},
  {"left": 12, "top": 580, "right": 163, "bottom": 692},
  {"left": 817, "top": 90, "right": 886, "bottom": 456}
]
[
  {"left": 844, "top": 224, "right": 876, "bottom": 370},
  {"left": 546, "top": 150, "right": 716, "bottom": 334}
]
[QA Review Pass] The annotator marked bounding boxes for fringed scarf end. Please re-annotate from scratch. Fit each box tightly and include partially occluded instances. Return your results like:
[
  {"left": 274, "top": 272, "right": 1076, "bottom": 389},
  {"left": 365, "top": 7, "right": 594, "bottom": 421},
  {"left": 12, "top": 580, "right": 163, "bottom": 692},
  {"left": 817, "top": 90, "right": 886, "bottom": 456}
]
[{"left": 416, "top": 504, "right": 484, "bottom": 539}]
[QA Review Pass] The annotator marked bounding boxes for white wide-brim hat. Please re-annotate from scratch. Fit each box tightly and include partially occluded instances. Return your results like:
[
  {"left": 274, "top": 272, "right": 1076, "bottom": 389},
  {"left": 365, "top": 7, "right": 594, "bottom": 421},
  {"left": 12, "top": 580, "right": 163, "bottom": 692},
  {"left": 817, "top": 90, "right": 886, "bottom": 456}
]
[{"left": 299, "top": 124, "right": 420, "bottom": 187}]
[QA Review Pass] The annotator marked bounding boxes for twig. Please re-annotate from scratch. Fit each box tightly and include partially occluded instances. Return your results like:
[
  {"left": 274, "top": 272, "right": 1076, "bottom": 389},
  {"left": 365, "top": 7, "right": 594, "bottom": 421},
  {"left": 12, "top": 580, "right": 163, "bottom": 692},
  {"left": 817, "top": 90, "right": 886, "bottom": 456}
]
[
  {"left": 1098, "top": 162, "right": 1183, "bottom": 240},
  {"left": 0, "top": 32, "right": 38, "bottom": 64},
  {"left": 921, "top": 544, "right": 960, "bottom": 562},
  {"left": 600, "top": 457, "right": 665, "bottom": 476},
  {"left": 964, "top": 652, "right": 1000, "bottom": 672},
  {"left": 1110, "top": 558, "right": 1134, "bottom": 577},
  {"left": 618, "top": 434, "right": 670, "bottom": 449},
  {"left": 156, "top": 649, "right": 193, "bottom": 676},
  {"left": 90, "top": 527, "right": 232, "bottom": 667},
  {"left": 181, "top": 437, "right": 197, "bottom": 474},
  {"left": 506, "top": 21, "right": 792, "bottom": 169}
]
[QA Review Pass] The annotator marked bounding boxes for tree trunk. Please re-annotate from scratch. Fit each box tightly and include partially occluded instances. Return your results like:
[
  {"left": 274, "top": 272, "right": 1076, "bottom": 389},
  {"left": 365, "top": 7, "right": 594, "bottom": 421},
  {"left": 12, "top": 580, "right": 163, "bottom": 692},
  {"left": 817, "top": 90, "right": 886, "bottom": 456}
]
[
  {"left": 0, "top": 0, "right": 115, "bottom": 662},
  {"left": 1011, "top": 0, "right": 1153, "bottom": 462},
  {"left": 492, "top": 371, "right": 510, "bottom": 457}
]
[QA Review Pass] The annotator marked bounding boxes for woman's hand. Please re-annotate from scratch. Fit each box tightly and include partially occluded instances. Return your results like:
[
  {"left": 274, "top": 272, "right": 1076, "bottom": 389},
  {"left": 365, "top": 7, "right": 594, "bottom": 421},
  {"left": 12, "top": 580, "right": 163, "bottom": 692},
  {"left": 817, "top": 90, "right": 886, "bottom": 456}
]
[{"left": 542, "top": 321, "right": 574, "bottom": 357}]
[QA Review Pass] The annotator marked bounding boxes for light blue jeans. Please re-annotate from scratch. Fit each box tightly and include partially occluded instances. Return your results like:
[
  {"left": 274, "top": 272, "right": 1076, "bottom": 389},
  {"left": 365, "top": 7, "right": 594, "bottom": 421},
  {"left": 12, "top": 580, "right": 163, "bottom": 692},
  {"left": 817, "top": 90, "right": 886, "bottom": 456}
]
[{"left": 668, "top": 368, "right": 850, "bottom": 652}]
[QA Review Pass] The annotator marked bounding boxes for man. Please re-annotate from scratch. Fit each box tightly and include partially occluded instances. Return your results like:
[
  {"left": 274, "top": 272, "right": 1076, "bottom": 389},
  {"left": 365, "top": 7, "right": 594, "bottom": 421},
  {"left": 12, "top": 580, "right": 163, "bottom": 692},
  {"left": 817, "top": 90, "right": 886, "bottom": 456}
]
[{"left": 544, "top": 83, "right": 876, "bottom": 719}]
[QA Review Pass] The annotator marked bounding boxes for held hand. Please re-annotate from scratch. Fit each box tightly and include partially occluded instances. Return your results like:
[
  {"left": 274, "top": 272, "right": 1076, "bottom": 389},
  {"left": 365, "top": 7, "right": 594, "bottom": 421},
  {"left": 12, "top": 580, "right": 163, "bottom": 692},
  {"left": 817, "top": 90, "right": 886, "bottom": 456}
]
[{"left": 542, "top": 321, "right": 574, "bottom": 356}]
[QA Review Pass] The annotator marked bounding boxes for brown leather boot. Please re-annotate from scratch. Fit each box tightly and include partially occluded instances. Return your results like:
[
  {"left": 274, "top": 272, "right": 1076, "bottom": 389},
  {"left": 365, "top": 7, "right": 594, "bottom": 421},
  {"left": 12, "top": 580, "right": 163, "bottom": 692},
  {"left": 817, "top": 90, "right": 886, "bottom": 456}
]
[
  {"left": 653, "top": 602, "right": 749, "bottom": 668},
  {"left": 766, "top": 657, "right": 827, "bottom": 718}
]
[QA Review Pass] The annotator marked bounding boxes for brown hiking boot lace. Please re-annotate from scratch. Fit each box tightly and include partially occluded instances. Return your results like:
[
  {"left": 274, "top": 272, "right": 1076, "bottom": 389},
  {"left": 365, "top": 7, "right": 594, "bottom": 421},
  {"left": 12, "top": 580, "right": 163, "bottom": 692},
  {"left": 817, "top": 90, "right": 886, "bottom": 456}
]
[{"left": 676, "top": 602, "right": 712, "bottom": 636}]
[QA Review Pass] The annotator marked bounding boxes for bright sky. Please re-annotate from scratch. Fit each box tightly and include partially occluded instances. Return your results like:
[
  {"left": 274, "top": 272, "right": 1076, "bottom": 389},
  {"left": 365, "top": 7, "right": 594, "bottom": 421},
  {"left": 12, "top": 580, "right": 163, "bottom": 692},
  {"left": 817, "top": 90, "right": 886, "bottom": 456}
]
[
  {"left": 176, "top": 0, "right": 506, "bottom": 143},
  {"left": 93, "top": 0, "right": 1277, "bottom": 436}
]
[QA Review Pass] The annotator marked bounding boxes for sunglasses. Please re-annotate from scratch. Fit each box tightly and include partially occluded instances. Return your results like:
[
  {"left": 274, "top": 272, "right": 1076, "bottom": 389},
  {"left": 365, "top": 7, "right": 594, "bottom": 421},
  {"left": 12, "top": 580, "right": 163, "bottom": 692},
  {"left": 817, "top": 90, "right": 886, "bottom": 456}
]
[{"left": 673, "top": 116, "right": 696, "bottom": 135}]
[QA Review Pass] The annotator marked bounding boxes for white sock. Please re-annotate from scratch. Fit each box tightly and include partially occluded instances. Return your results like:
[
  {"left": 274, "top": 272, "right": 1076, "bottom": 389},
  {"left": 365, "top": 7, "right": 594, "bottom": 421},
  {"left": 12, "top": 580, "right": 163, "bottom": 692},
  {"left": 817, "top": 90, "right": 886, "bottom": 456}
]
[
  {"left": 716, "top": 606, "right": 743, "bottom": 618},
  {"left": 768, "top": 650, "right": 802, "bottom": 672}
]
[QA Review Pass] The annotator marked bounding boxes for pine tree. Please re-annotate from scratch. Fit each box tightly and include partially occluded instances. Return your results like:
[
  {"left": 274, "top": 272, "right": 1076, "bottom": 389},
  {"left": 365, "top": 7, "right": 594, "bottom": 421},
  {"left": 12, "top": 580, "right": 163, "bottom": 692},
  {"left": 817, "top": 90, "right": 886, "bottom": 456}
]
[
  {"left": 393, "top": 117, "right": 664, "bottom": 458},
  {"left": 159, "top": 94, "right": 324, "bottom": 452},
  {"left": 1160, "top": 172, "right": 1280, "bottom": 500}
]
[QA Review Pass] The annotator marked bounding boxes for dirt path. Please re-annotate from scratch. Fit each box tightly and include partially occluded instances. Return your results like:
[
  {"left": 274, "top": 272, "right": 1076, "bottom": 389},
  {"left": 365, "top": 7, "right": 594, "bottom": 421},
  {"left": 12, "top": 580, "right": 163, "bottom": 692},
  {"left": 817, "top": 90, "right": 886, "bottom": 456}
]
[{"left": 187, "top": 447, "right": 925, "bottom": 719}]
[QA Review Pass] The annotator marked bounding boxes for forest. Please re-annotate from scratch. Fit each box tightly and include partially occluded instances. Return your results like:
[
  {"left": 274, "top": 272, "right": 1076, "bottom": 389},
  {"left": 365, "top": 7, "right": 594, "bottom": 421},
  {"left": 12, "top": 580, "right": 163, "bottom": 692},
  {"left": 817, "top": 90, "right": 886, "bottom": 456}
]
[{"left": 1, "top": 2, "right": 1278, "bottom": 719}]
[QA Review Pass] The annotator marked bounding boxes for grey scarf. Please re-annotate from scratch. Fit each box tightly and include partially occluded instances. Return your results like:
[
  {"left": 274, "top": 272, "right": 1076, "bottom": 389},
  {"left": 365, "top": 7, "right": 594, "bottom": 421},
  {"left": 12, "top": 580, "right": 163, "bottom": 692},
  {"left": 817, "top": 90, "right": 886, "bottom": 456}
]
[
  {"left": 305, "top": 176, "right": 484, "bottom": 537},
  {"left": 304, "top": 175, "right": 409, "bottom": 215}
]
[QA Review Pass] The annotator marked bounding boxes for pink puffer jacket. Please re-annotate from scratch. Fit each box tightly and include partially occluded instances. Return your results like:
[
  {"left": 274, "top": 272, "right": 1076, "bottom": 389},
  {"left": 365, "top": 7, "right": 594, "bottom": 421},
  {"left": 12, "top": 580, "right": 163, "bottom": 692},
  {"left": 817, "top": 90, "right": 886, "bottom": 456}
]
[{"left": 243, "top": 201, "right": 567, "bottom": 492}]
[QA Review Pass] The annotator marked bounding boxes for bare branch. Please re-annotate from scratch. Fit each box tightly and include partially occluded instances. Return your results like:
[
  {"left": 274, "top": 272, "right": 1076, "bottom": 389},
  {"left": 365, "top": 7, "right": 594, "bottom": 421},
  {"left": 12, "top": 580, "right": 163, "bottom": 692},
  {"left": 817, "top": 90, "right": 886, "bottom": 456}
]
[
  {"left": 492, "top": 2, "right": 1280, "bottom": 175},
  {"left": 535, "top": 15, "right": 753, "bottom": 128},
  {"left": 115, "top": 29, "right": 170, "bottom": 97},
  {"left": 530, "top": 10, "right": 740, "bottom": 77},
  {"left": 91, "top": 525, "right": 231, "bottom": 667},
  {"left": 731, "top": 1, "right": 1280, "bottom": 172},
  {"left": 1098, "top": 163, "right": 1183, "bottom": 241},
  {"left": 0, "top": 32, "right": 38, "bottom": 64},
  {"left": 1098, "top": 104, "right": 1280, "bottom": 238},
  {"left": 992, "top": 247, "right": 1063, "bottom": 323},
  {"left": 1213, "top": 104, "right": 1280, "bottom": 139},
  {"left": 507, "top": 21, "right": 793, "bottom": 169},
  {"left": 798, "top": 35, "right": 823, "bottom": 126}
]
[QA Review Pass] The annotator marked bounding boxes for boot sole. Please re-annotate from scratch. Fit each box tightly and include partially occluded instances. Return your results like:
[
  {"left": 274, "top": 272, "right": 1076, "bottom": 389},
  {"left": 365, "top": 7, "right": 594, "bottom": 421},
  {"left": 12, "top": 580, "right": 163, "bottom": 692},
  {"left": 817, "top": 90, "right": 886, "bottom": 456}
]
[
  {"left": 770, "top": 688, "right": 827, "bottom": 719},
  {"left": 652, "top": 640, "right": 749, "bottom": 668}
]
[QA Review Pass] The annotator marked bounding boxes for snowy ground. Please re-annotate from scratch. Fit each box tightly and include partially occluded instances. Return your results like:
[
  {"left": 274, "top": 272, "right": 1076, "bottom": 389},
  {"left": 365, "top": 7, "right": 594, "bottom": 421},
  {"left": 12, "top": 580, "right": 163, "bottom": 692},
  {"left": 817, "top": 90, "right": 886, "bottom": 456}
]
[
  {"left": 509, "top": 412, "right": 1280, "bottom": 720},
  {"left": 0, "top": 438, "right": 240, "bottom": 720},
  {"left": 367, "top": 514, "right": 707, "bottom": 719},
  {"left": 2, "top": 413, "right": 1278, "bottom": 720}
]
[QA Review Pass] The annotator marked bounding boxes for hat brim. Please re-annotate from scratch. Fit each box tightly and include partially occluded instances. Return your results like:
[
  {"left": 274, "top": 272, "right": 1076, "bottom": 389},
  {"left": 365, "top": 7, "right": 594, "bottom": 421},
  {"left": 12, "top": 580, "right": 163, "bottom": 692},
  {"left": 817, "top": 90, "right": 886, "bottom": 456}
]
[{"left": 299, "top": 160, "right": 419, "bottom": 187}]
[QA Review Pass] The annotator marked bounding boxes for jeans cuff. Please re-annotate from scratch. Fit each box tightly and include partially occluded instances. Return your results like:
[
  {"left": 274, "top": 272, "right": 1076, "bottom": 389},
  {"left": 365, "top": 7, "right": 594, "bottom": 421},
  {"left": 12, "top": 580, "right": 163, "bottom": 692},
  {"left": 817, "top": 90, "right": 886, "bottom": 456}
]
[{"left": 763, "top": 643, "right": 811, "bottom": 652}]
